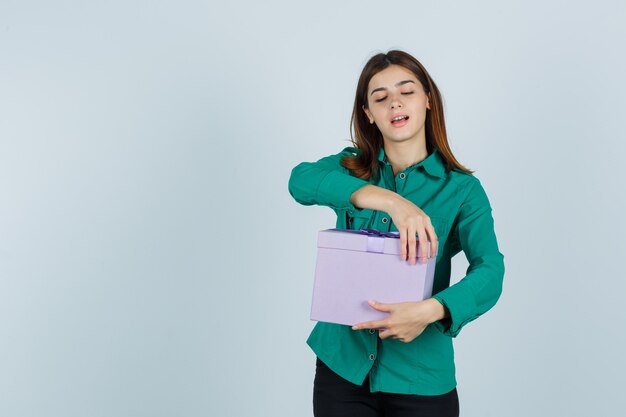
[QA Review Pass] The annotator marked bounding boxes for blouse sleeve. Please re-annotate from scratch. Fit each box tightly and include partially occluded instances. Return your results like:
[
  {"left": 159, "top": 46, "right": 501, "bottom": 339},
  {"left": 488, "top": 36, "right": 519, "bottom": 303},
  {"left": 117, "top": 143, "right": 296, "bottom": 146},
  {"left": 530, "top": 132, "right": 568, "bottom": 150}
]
[
  {"left": 288, "top": 147, "right": 371, "bottom": 214},
  {"left": 431, "top": 177, "right": 505, "bottom": 337}
]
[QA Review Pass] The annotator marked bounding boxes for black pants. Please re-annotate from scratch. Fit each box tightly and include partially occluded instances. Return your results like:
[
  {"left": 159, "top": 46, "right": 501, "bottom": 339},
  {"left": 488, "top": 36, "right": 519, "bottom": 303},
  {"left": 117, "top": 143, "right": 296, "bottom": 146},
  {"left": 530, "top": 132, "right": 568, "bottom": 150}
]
[{"left": 313, "top": 357, "right": 459, "bottom": 417}]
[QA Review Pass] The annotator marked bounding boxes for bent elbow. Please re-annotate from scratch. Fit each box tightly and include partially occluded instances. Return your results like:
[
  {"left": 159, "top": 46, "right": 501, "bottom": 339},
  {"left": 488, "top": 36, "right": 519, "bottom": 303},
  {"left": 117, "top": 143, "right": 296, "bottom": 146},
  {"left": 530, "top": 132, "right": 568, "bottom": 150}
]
[{"left": 288, "top": 162, "right": 316, "bottom": 206}]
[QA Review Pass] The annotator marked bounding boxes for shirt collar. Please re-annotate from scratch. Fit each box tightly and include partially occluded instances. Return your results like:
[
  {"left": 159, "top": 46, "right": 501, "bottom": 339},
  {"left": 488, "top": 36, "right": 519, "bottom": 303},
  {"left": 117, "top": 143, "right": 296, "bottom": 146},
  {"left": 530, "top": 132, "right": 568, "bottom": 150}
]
[{"left": 377, "top": 146, "right": 446, "bottom": 179}]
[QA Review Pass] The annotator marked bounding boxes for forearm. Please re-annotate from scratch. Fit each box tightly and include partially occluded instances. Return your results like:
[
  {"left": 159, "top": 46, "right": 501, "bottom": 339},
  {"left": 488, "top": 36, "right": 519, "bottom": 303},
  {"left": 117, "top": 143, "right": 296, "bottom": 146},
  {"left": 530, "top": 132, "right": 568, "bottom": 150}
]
[
  {"left": 349, "top": 184, "right": 401, "bottom": 213},
  {"left": 432, "top": 257, "right": 504, "bottom": 330}
]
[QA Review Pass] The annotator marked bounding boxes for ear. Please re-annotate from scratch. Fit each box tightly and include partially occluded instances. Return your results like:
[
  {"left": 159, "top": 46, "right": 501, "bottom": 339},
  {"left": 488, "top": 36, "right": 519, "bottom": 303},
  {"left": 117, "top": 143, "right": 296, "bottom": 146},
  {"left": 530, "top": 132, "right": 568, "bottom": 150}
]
[
  {"left": 426, "top": 93, "right": 431, "bottom": 110},
  {"left": 362, "top": 105, "right": 374, "bottom": 124}
]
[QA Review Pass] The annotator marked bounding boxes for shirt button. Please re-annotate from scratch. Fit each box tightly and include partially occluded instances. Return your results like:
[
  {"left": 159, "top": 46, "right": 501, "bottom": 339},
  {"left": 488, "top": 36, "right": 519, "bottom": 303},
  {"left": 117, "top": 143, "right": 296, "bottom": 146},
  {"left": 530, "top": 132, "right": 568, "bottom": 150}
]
[
  {"left": 399, "top": 173, "right": 406, "bottom": 179},
  {"left": 369, "top": 329, "right": 376, "bottom": 334},
  {"left": 369, "top": 353, "right": 375, "bottom": 360},
  {"left": 381, "top": 217, "right": 388, "bottom": 224}
]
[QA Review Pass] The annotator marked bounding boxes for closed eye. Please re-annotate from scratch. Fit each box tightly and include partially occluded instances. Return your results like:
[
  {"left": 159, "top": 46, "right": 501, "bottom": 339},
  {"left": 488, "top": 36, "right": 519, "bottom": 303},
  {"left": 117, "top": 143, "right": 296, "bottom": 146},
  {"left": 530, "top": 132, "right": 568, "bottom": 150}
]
[{"left": 374, "top": 91, "right": 414, "bottom": 102}]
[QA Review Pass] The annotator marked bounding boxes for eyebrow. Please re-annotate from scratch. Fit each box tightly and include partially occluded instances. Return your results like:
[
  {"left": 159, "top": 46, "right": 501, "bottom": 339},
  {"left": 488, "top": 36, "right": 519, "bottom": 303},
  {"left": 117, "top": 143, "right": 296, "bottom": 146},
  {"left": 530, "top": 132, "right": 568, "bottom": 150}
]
[{"left": 370, "top": 80, "right": 416, "bottom": 96}]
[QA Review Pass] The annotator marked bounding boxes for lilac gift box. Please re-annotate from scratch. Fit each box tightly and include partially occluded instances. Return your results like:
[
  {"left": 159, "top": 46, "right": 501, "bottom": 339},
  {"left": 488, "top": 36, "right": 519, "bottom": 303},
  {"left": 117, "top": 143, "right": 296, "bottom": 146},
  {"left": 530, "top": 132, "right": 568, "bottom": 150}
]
[{"left": 310, "top": 228, "right": 436, "bottom": 326}]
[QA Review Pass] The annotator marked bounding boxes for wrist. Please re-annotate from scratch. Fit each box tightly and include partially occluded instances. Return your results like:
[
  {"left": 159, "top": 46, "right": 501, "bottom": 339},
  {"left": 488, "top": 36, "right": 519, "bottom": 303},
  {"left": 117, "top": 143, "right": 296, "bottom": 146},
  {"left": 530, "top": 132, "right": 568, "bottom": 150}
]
[
  {"left": 423, "top": 298, "right": 447, "bottom": 324},
  {"left": 384, "top": 191, "right": 403, "bottom": 216}
]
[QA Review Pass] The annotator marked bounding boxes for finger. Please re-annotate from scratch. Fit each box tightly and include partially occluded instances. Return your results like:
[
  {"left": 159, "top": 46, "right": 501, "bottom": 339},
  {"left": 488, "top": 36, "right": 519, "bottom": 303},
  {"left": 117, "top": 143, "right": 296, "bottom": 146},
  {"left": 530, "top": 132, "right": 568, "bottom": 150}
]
[
  {"left": 379, "top": 328, "right": 398, "bottom": 340},
  {"left": 378, "top": 328, "right": 391, "bottom": 339},
  {"left": 367, "top": 299, "right": 393, "bottom": 312},
  {"left": 399, "top": 228, "right": 408, "bottom": 261},
  {"left": 416, "top": 224, "right": 428, "bottom": 264},
  {"left": 426, "top": 222, "right": 438, "bottom": 259},
  {"left": 407, "top": 225, "right": 417, "bottom": 265},
  {"left": 352, "top": 319, "right": 388, "bottom": 330}
]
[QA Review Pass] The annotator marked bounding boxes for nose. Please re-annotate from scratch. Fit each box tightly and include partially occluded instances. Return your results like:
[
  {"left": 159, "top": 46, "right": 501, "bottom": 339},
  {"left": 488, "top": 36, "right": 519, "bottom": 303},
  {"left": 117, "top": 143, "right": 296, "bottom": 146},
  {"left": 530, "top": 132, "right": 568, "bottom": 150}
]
[{"left": 390, "top": 95, "right": 402, "bottom": 109}]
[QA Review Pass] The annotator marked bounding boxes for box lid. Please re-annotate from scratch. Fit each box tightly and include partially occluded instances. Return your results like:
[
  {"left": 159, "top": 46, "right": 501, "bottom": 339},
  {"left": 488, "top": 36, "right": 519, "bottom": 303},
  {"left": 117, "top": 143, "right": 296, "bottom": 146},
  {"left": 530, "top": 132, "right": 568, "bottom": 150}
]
[{"left": 317, "top": 228, "right": 431, "bottom": 257}]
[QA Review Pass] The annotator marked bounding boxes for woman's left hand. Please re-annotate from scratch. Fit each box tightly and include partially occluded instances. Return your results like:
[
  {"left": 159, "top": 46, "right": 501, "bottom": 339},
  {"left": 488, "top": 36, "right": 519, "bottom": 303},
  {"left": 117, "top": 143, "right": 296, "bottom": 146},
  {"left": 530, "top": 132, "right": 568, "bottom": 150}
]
[{"left": 351, "top": 298, "right": 446, "bottom": 343}]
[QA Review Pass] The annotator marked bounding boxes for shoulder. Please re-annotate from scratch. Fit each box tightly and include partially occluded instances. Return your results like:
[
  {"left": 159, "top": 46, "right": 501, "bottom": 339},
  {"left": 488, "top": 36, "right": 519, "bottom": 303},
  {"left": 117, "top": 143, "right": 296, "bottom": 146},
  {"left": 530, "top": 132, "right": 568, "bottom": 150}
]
[
  {"left": 446, "top": 169, "right": 491, "bottom": 204},
  {"left": 446, "top": 167, "right": 479, "bottom": 189},
  {"left": 317, "top": 146, "right": 361, "bottom": 162},
  {"left": 339, "top": 146, "right": 361, "bottom": 157},
  {"left": 320, "top": 146, "right": 361, "bottom": 170},
  {"left": 291, "top": 146, "right": 361, "bottom": 174}
]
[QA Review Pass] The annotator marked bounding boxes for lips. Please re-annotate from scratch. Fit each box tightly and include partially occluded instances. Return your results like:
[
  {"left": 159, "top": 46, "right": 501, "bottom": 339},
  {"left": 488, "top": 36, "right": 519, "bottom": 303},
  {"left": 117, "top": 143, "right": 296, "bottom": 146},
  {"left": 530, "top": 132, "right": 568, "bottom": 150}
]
[{"left": 390, "top": 114, "right": 410, "bottom": 127}]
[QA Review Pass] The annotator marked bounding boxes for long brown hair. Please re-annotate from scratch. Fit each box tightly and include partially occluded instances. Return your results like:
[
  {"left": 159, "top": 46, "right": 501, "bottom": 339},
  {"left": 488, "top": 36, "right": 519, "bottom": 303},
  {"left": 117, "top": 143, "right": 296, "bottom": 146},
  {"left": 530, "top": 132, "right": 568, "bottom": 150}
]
[{"left": 342, "top": 50, "right": 473, "bottom": 180}]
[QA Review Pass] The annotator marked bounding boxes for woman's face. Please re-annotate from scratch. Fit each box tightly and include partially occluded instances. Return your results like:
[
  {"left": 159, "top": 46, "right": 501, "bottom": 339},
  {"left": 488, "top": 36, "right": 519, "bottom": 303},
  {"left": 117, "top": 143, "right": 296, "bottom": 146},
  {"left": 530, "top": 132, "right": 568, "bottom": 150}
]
[{"left": 362, "top": 64, "right": 430, "bottom": 146}]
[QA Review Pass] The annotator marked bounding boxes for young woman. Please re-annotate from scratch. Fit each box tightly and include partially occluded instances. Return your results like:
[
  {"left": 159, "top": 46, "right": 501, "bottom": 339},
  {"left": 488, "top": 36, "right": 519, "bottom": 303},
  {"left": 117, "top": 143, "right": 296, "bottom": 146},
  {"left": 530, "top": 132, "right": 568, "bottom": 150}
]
[{"left": 288, "top": 50, "right": 505, "bottom": 417}]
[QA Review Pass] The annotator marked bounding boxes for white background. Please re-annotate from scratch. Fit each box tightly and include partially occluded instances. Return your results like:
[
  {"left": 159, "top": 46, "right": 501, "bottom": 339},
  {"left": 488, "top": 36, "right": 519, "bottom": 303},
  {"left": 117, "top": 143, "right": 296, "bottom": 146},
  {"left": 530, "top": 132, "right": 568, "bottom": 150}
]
[{"left": 1, "top": 1, "right": 625, "bottom": 416}]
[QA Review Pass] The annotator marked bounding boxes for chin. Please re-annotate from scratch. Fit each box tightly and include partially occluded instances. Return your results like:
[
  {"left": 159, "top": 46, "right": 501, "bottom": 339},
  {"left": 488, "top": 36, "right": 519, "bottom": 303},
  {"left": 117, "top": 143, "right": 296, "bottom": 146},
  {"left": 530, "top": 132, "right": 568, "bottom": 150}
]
[{"left": 384, "top": 133, "right": 417, "bottom": 143}]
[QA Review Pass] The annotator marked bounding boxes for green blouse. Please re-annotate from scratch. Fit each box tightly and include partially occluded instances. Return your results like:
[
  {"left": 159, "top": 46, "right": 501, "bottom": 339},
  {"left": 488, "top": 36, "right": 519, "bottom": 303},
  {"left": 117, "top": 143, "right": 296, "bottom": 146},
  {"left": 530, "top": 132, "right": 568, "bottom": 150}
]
[{"left": 288, "top": 146, "right": 505, "bottom": 395}]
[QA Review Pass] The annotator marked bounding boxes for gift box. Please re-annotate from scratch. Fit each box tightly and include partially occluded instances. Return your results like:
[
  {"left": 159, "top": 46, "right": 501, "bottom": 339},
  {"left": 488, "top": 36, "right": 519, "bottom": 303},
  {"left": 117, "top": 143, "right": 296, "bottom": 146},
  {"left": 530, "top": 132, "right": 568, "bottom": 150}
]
[{"left": 310, "top": 228, "right": 436, "bottom": 326}]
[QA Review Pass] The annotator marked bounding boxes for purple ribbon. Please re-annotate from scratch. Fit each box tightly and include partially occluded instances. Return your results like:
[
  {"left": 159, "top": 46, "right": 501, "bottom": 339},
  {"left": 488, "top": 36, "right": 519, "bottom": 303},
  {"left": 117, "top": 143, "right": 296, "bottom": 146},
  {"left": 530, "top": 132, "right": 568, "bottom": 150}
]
[
  {"left": 358, "top": 229, "right": 400, "bottom": 238},
  {"left": 336, "top": 228, "right": 400, "bottom": 253}
]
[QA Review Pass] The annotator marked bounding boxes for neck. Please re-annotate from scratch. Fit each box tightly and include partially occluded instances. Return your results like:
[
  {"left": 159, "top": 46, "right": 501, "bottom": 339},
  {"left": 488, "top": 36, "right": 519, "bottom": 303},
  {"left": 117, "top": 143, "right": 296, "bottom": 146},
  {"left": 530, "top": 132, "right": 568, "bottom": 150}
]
[{"left": 382, "top": 138, "right": 429, "bottom": 176}]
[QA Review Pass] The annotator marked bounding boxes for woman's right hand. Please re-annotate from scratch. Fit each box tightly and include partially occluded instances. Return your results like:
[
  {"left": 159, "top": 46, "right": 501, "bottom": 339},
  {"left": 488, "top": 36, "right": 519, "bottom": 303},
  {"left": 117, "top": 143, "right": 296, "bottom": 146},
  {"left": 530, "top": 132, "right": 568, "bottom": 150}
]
[
  {"left": 350, "top": 185, "right": 438, "bottom": 265},
  {"left": 387, "top": 195, "right": 438, "bottom": 265}
]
